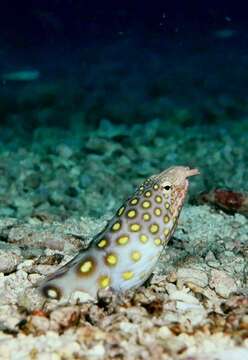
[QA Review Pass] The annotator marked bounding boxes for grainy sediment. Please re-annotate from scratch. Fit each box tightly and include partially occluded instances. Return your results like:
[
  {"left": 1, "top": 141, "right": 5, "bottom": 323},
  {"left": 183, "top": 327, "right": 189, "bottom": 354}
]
[{"left": 0, "top": 204, "right": 247, "bottom": 360}]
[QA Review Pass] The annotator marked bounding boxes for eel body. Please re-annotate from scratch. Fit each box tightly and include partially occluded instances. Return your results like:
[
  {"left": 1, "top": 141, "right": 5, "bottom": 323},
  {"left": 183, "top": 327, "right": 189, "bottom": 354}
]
[{"left": 40, "top": 166, "right": 199, "bottom": 300}]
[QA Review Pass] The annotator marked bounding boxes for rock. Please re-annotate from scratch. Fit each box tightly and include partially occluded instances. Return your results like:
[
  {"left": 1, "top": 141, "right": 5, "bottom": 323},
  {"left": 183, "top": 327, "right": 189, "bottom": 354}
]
[
  {"left": 56, "top": 144, "right": 73, "bottom": 159},
  {"left": 119, "top": 321, "right": 138, "bottom": 334},
  {"left": 28, "top": 273, "right": 43, "bottom": 285},
  {"left": 209, "top": 270, "right": 237, "bottom": 298},
  {"left": 0, "top": 207, "right": 16, "bottom": 217},
  {"left": 176, "top": 267, "right": 208, "bottom": 288},
  {"left": 0, "top": 218, "right": 19, "bottom": 238},
  {"left": 18, "top": 287, "right": 45, "bottom": 311},
  {"left": 48, "top": 191, "right": 65, "bottom": 206},
  {"left": 161, "top": 336, "right": 187, "bottom": 354},
  {"left": 157, "top": 326, "right": 172, "bottom": 339},
  {"left": 69, "top": 290, "right": 94, "bottom": 304},
  {"left": 0, "top": 304, "right": 23, "bottom": 330},
  {"left": 79, "top": 174, "right": 94, "bottom": 188},
  {"left": 23, "top": 173, "right": 41, "bottom": 189},
  {"left": 49, "top": 306, "right": 80, "bottom": 331},
  {"left": 85, "top": 344, "right": 105, "bottom": 358},
  {"left": 169, "top": 289, "right": 200, "bottom": 305},
  {"left": 17, "top": 260, "right": 34, "bottom": 271},
  {"left": 30, "top": 315, "right": 50, "bottom": 334},
  {"left": 0, "top": 250, "right": 21, "bottom": 273}
]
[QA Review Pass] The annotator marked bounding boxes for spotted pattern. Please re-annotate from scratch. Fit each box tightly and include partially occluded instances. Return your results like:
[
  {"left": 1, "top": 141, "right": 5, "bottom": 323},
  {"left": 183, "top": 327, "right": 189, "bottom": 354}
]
[
  {"left": 164, "top": 228, "right": 170, "bottom": 237},
  {"left": 77, "top": 258, "right": 95, "bottom": 276},
  {"left": 163, "top": 215, "right": 170, "bottom": 223},
  {"left": 40, "top": 165, "right": 198, "bottom": 301},
  {"left": 149, "top": 223, "right": 159, "bottom": 234},
  {"left": 43, "top": 285, "right": 61, "bottom": 300},
  {"left": 130, "top": 197, "right": 139, "bottom": 205},
  {"left": 117, "top": 206, "right": 125, "bottom": 216},
  {"left": 154, "top": 208, "right": 162, "bottom": 216},
  {"left": 105, "top": 253, "right": 118, "bottom": 266},
  {"left": 140, "top": 234, "right": 148, "bottom": 243},
  {"left": 144, "top": 191, "right": 152, "bottom": 197},
  {"left": 97, "top": 238, "right": 108, "bottom": 249},
  {"left": 154, "top": 238, "right": 162, "bottom": 246},
  {"left": 99, "top": 276, "right": 111, "bottom": 288},
  {"left": 142, "top": 200, "right": 151, "bottom": 209},
  {"left": 122, "top": 271, "right": 134, "bottom": 280},
  {"left": 127, "top": 209, "right": 137, "bottom": 218},
  {"left": 131, "top": 251, "right": 141, "bottom": 262},
  {"left": 155, "top": 195, "right": 162, "bottom": 204},
  {"left": 117, "top": 235, "right": 129, "bottom": 245},
  {"left": 112, "top": 221, "right": 121, "bottom": 231},
  {"left": 130, "top": 223, "right": 141, "bottom": 232},
  {"left": 143, "top": 213, "right": 151, "bottom": 221}
]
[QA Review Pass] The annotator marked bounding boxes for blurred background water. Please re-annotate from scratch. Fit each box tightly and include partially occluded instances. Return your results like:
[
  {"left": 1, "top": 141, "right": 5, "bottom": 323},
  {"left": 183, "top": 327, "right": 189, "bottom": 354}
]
[{"left": 0, "top": 0, "right": 247, "bottom": 219}]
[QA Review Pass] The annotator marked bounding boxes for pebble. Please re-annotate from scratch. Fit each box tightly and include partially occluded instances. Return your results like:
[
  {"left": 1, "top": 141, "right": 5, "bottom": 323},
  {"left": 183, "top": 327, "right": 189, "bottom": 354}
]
[
  {"left": 17, "top": 259, "right": 34, "bottom": 271},
  {"left": 30, "top": 315, "right": 50, "bottom": 333},
  {"left": 119, "top": 321, "right": 138, "bottom": 334},
  {"left": 69, "top": 290, "right": 94, "bottom": 304},
  {"left": 169, "top": 289, "right": 200, "bottom": 305},
  {"left": 24, "top": 173, "right": 41, "bottom": 189},
  {"left": 85, "top": 344, "right": 105, "bottom": 358},
  {"left": 49, "top": 306, "right": 80, "bottom": 331},
  {"left": 209, "top": 269, "right": 237, "bottom": 298},
  {"left": 162, "top": 336, "right": 187, "bottom": 354},
  {"left": 157, "top": 326, "right": 172, "bottom": 339},
  {"left": 176, "top": 267, "right": 208, "bottom": 288},
  {"left": 56, "top": 144, "right": 73, "bottom": 159},
  {"left": 0, "top": 250, "right": 21, "bottom": 273},
  {"left": 18, "top": 288, "right": 45, "bottom": 311}
]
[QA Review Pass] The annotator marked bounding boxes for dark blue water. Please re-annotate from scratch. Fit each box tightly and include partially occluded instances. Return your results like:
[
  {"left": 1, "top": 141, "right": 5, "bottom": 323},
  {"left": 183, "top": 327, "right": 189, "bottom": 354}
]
[
  {"left": 0, "top": 0, "right": 247, "bottom": 219},
  {"left": 1, "top": 1, "right": 248, "bottom": 129}
]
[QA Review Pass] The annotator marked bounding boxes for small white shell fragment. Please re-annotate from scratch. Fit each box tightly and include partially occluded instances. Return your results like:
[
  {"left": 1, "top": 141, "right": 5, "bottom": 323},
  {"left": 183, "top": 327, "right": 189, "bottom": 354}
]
[
  {"left": 157, "top": 326, "right": 172, "bottom": 339},
  {"left": 169, "top": 289, "right": 200, "bottom": 305},
  {"left": 85, "top": 344, "right": 105, "bottom": 358},
  {"left": 181, "top": 308, "right": 206, "bottom": 326},
  {"left": 176, "top": 301, "right": 203, "bottom": 311},
  {"left": 165, "top": 283, "right": 177, "bottom": 295},
  {"left": 0, "top": 251, "right": 21, "bottom": 273},
  {"left": 49, "top": 306, "right": 80, "bottom": 331},
  {"left": 119, "top": 321, "right": 138, "bottom": 334},
  {"left": 17, "top": 260, "right": 34, "bottom": 271},
  {"left": 177, "top": 267, "right": 208, "bottom": 287},
  {"left": 69, "top": 290, "right": 95, "bottom": 304},
  {"left": 209, "top": 270, "right": 237, "bottom": 298},
  {"left": 30, "top": 315, "right": 50, "bottom": 333},
  {"left": 199, "top": 348, "right": 248, "bottom": 360}
]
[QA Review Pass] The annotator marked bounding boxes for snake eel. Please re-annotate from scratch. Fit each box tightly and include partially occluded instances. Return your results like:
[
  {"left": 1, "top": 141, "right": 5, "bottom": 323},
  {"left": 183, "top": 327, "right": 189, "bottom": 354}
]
[{"left": 40, "top": 166, "right": 199, "bottom": 300}]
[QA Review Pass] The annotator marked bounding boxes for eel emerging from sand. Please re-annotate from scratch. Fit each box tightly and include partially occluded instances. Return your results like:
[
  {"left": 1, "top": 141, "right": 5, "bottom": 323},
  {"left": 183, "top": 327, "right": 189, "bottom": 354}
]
[{"left": 40, "top": 166, "right": 199, "bottom": 300}]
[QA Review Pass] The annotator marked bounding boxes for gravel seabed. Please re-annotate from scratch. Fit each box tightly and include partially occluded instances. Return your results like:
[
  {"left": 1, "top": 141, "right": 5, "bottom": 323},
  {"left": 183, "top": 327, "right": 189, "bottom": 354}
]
[
  {"left": 0, "top": 120, "right": 248, "bottom": 360},
  {"left": 0, "top": 200, "right": 247, "bottom": 359},
  {"left": 0, "top": 38, "right": 248, "bottom": 357}
]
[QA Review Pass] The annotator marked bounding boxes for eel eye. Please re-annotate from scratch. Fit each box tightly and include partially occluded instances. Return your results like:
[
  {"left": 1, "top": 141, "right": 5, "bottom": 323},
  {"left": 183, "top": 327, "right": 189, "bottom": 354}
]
[{"left": 163, "top": 184, "right": 172, "bottom": 191}]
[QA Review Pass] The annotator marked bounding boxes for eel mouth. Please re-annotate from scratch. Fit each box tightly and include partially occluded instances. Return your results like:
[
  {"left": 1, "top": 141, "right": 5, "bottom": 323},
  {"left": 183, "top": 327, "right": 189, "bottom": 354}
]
[{"left": 185, "top": 167, "right": 200, "bottom": 178}]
